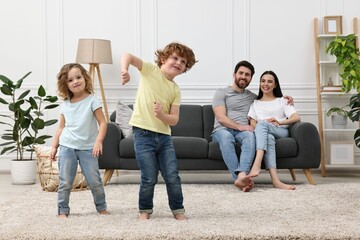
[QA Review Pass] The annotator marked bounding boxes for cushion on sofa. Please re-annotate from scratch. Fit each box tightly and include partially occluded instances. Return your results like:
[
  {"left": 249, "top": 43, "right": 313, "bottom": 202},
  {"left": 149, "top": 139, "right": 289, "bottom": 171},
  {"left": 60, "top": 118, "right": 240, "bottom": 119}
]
[
  {"left": 115, "top": 101, "right": 133, "bottom": 138},
  {"left": 172, "top": 136, "right": 208, "bottom": 159},
  {"left": 171, "top": 105, "right": 203, "bottom": 138}
]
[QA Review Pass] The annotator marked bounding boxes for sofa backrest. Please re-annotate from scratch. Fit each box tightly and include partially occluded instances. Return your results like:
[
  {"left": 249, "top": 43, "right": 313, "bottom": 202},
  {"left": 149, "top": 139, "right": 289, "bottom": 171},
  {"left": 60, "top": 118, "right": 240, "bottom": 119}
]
[
  {"left": 202, "top": 105, "right": 215, "bottom": 142},
  {"left": 171, "top": 105, "right": 204, "bottom": 138}
]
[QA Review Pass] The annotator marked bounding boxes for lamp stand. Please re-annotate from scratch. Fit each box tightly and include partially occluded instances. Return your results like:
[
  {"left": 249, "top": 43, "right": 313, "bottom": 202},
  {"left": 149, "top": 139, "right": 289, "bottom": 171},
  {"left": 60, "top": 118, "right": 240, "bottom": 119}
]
[{"left": 89, "top": 63, "right": 110, "bottom": 122}]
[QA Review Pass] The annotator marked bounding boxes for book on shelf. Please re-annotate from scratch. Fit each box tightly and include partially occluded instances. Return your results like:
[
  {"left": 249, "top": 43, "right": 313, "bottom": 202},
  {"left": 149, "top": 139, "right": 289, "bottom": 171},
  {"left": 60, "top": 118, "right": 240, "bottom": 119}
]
[{"left": 322, "top": 85, "right": 342, "bottom": 92}]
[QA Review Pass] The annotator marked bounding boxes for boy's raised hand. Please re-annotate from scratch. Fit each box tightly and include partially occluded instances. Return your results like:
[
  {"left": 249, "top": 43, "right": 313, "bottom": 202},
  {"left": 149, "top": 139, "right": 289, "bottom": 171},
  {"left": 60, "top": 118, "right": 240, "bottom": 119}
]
[{"left": 121, "top": 69, "right": 130, "bottom": 85}]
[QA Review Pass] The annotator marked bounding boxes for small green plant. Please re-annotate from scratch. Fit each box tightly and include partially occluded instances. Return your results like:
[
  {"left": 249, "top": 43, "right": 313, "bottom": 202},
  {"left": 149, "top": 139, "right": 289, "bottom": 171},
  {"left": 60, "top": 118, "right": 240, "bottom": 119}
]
[
  {"left": 0, "top": 72, "right": 59, "bottom": 160},
  {"left": 326, "top": 106, "right": 350, "bottom": 117}
]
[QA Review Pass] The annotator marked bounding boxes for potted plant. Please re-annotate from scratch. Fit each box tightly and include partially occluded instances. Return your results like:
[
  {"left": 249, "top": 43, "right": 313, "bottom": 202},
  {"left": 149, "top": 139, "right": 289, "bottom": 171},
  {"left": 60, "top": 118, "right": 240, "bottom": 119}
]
[
  {"left": 0, "top": 72, "right": 59, "bottom": 184},
  {"left": 326, "top": 34, "right": 360, "bottom": 147},
  {"left": 326, "top": 106, "right": 349, "bottom": 129}
]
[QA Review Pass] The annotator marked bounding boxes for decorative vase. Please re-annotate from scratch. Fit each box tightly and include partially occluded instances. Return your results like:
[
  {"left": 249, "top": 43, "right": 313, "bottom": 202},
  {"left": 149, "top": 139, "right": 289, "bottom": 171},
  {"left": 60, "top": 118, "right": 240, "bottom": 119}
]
[
  {"left": 331, "top": 115, "right": 348, "bottom": 129},
  {"left": 11, "top": 160, "right": 37, "bottom": 185}
]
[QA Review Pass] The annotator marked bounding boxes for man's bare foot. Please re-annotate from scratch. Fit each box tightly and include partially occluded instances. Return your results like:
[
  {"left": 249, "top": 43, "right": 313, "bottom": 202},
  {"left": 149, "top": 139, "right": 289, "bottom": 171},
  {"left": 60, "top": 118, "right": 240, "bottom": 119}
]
[
  {"left": 138, "top": 212, "right": 150, "bottom": 220},
  {"left": 99, "top": 210, "right": 110, "bottom": 215},
  {"left": 58, "top": 214, "right": 68, "bottom": 219},
  {"left": 248, "top": 167, "right": 261, "bottom": 177},
  {"left": 273, "top": 181, "right": 296, "bottom": 190},
  {"left": 174, "top": 213, "right": 188, "bottom": 220},
  {"left": 234, "top": 173, "right": 254, "bottom": 192}
]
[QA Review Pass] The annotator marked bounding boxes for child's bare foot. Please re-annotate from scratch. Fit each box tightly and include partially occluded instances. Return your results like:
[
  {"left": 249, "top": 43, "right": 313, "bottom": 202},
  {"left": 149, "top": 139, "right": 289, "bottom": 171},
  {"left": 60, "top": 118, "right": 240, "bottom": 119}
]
[
  {"left": 248, "top": 167, "right": 261, "bottom": 177},
  {"left": 138, "top": 212, "right": 150, "bottom": 220},
  {"left": 273, "top": 181, "right": 296, "bottom": 190},
  {"left": 58, "top": 214, "right": 68, "bottom": 219},
  {"left": 174, "top": 213, "right": 187, "bottom": 220},
  {"left": 234, "top": 173, "right": 254, "bottom": 192},
  {"left": 99, "top": 210, "right": 110, "bottom": 215}
]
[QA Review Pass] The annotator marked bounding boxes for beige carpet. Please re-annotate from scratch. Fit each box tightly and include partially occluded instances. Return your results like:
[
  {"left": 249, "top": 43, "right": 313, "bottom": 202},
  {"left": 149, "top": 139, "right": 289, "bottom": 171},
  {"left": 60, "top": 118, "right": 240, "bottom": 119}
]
[{"left": 1, "top": 182, "right": 360, "bottom": 240}]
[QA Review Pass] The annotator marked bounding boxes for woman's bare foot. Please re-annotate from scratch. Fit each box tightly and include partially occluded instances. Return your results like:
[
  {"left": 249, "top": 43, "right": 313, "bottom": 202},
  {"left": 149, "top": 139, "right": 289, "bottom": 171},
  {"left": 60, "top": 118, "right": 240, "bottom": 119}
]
[
  {"left": 273, "top": 181, "right": 296, "bottom": 190},
  {"left": 58, "top": 214, "right": 68, "bottom": 219},
  {"left": 99, "top": 210, "right": 110, "bottom": 215},
  {"left": 138, "top": 212, "right": 150, "bottom": 220},
  {"left": 174, "top": 213, "right": 188, "bottom": 220},
  {"left": 234, "top": 173, "right": 254, "bottom": 192},
  {"left": 248, "top": 167, "right": 261, "bottom": 177}
]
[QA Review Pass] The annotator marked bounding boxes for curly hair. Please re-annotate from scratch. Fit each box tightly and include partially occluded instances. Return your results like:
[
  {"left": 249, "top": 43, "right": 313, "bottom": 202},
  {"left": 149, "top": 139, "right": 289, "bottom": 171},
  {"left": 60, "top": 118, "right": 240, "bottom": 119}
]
[
  {"left": 154, "top": 42, "right": 197, "bottom": 72},
  {"left": 57, "top": 63, "right": 94, "bottom": 100}
]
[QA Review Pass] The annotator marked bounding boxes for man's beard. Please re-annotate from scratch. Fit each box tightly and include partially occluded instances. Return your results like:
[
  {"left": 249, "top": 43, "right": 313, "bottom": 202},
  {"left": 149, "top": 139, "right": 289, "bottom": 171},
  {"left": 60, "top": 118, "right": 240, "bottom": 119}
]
[{"left": 235, "top": 78, "right": 249, "bottom": 89}]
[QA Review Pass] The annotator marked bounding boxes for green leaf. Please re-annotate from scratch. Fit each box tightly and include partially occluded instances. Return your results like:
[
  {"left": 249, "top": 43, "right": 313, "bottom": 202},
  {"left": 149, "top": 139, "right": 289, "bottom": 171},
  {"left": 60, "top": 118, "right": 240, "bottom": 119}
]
[{"left": 38, "top": 85, "right": 46, "bottom": 97}]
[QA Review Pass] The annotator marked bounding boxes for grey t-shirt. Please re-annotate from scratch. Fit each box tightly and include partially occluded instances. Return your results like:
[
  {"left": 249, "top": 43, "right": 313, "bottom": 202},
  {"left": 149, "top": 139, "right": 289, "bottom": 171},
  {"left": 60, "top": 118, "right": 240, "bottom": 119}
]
[{"left": 212, "top": 86, "right": 257, "bottom": 133}]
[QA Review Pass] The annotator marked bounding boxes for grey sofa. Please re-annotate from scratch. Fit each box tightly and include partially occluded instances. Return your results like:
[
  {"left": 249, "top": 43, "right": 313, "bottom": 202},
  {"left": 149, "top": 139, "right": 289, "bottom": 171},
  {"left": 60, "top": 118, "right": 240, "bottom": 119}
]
[{"left": 99, "top": 105, "right": 321, "bottom": 185}]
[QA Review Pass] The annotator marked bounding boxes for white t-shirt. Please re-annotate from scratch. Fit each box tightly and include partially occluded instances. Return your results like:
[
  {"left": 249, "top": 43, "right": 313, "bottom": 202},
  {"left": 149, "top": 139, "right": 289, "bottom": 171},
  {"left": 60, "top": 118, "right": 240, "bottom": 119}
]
[{"left": 247, "top": 97, "right": 297, "bottom": 128}]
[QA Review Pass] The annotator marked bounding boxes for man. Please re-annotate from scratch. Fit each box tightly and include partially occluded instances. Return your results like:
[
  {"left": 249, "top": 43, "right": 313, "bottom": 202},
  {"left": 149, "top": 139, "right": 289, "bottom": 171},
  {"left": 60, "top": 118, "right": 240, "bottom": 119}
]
[{"left": 212, "top": 60, "right": 257, "bottom": 192}]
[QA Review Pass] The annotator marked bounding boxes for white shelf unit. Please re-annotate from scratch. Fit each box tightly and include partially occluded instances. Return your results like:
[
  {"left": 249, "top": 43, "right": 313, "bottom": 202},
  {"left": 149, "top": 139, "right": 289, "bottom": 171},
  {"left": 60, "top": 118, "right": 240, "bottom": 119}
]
[{"left": 313, "top": 17, "right": 359, "bottom": 176}]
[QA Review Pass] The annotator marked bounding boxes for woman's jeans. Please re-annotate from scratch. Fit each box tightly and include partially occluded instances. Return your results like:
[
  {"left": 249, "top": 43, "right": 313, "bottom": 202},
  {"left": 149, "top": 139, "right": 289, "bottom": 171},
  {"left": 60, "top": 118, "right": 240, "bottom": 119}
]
[
  {"left": 255, "top": 121, "right": 289, "bottom": 169},
  {"left": 133, "top": 127, "right": 184, "bottom": 215},
  {"left": 57, "top": 146, "right": 107, "bottom": 215},
  {"left": 212, "top": 128, "right": 255, "bottom": 180}
]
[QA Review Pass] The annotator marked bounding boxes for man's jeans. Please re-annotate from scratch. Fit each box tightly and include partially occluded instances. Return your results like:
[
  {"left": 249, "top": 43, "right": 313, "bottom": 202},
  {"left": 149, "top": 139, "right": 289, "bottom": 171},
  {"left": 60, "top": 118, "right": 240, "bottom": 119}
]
[
  {"left": 212, "top": 128, "right": 255, "bottom": 180},
  {"left": 255, "top": 121, "right": 289, "bottom": 169},
  {"left": 133, "top": 127, "right": 185, "bottom": 215},
  {"left": 57, "top": 146, "right": 107, "bottom": 215}
]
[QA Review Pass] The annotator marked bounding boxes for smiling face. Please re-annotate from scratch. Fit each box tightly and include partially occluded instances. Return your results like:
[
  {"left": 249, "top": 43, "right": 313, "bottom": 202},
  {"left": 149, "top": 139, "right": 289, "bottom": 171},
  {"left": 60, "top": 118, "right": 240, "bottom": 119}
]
[
  {"left": 233, "top": 66, "right": 252, "bottom": 90},
  {"left": 66, "top": 67, "right": 86, "bottom": 96},
  {"left": 160, "top": 52, "right": 187, "bottom": 80},
  {"left": 260, "top": 73, "right": 276, "bottom": 95}
]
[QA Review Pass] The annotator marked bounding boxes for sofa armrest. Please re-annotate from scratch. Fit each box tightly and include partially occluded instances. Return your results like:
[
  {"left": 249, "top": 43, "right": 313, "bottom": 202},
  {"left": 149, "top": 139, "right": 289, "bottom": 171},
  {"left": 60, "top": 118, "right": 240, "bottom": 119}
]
[
  {"left": 98, "top": 122, "right": 123, "bottom": 169},
  {"left": 289, "top": 122, "right": 321, "bottom": 168}
]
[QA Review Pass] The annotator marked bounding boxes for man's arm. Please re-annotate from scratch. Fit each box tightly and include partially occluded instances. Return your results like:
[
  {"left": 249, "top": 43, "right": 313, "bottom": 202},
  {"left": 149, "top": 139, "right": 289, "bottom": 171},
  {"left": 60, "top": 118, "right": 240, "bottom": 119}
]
[{"left": 213, "top": 105, "right": 254, "bottom": 131}]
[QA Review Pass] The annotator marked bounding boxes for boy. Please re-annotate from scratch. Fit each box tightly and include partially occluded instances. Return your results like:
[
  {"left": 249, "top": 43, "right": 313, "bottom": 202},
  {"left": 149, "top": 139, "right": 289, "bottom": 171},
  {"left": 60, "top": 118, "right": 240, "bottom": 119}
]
[{"left": 120, "top": 42, "right": 197, "bottom": 220}]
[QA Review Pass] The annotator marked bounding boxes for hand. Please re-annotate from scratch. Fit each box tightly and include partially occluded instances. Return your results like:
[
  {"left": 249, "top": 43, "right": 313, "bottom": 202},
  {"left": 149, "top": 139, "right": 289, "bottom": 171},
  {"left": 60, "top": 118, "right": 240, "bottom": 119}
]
[
  {"left": 238, "top": 125, "right": 254, "bottom": 131},
  {"left": 266, "top": 118, "right": 280, "bottom": 126},
  {"left": 92, "top": 141, "right": 103, "bottom": 157},
  {"left": 50, "top": 147, "right": 57, "bottom": 161},
  {"left": 284, "top": 95, "right": 294, "bottom": 106},
  {"left": 121, "top": 69, "right": 130, "bottom": 85},
  {"left": 154, "top": 101, "right": 163, "bottom": 118}
]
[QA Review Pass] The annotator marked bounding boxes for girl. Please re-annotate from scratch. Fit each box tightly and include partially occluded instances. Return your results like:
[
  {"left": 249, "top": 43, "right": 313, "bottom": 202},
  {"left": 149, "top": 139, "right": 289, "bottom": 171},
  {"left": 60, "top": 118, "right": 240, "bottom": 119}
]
[{"left": 51, "top": 63, "right": 109, "bottom": 217}]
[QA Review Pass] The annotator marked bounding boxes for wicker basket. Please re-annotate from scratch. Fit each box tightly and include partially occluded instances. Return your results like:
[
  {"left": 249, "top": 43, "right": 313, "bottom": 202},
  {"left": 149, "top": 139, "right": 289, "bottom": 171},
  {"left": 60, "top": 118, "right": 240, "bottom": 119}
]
[{"left": 35, "top": 146, "right": 88, "bottom": 192}]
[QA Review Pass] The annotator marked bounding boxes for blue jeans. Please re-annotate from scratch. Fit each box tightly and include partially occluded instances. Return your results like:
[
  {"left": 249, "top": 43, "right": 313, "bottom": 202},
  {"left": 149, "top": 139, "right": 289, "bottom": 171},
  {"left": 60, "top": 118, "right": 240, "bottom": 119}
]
[
  {"left": 212, "top": 128, "right": 255, "bottom": 180},
  {"left": 57, "top": 146, "right": 107, "bottom": 215},
  {"left": 133, "top": 127, "right": 184, "bottom": 215},
  {"left": 255, "top": 121, "right": 289, "bottom": 169}
]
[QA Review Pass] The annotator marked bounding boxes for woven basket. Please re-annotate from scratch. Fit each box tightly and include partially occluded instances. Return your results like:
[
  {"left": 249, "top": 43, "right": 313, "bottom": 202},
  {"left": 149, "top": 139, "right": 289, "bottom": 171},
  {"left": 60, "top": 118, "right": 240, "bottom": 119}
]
[{"left": 35, "top": 146, "right": 88, "bottom": 192}]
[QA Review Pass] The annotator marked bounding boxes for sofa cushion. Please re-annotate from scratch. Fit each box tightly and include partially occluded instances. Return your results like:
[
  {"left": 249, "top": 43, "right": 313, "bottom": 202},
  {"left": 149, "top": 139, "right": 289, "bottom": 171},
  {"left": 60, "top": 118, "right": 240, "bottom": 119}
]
[
  {"left": 115, "top": 101, "right": 133, "bottom": 138},
  {"left": 171, "top": 105, "right": 203, "bottom": 138},
  {"left": 172, "top": 136, "right": 208, "bottom": 159},
  {"left": 119, "top": 138, "right": 135, "bottom": 157},
  {"left": 208, "top": 141, "right": 241, "bottom": 161}
]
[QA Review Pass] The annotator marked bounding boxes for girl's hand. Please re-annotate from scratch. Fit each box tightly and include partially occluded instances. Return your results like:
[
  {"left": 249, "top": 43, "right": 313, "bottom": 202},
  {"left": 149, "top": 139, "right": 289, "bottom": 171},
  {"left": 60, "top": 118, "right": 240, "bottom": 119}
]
[
  {"left": 92, "top": 141, "right": 103, "bottom": 158},
  {"left": 50, "top": 147, "right": 58, "bottom": 161},
  {"left": 121, "top": 69, "right": 130, "bottom": 85}
]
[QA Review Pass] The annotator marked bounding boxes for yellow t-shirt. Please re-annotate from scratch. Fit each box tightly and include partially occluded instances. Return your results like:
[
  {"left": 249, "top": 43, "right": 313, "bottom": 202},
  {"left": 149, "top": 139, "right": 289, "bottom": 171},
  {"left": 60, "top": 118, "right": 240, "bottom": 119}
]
[{"left": 129, "top": 62, "right": 181, "bottom": 135}]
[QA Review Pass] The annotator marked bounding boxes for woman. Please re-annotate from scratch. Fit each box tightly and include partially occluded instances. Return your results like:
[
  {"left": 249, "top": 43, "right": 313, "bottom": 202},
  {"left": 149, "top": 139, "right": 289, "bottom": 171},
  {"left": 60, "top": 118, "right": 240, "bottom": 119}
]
[{"left": 247, "top": 70, "right": 300, "bottom": 190}]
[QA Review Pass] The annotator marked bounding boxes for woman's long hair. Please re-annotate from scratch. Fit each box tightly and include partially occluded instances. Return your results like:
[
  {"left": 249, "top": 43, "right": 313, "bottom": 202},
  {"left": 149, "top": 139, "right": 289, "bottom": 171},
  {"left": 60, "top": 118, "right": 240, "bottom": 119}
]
[{"left": 257, "top": 70, "right": 283, "bottom": 100}]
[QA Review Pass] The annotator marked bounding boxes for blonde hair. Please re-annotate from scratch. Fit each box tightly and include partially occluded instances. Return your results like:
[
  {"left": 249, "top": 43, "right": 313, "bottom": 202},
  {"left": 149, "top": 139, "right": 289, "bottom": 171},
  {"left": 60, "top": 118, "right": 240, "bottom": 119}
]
[
  {"left": 155, "top": 42, "right": 197, "bottom": 72},
  {"left": 56, "top": 63, "right": 94, "bottom": 100}
]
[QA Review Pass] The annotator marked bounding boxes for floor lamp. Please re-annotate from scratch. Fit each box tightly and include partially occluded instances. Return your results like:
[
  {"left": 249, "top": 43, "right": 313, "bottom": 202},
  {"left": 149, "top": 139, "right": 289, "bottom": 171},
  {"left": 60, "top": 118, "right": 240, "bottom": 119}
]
[{"left": 76, "top": 39, "right": 113, "bottom": 122}]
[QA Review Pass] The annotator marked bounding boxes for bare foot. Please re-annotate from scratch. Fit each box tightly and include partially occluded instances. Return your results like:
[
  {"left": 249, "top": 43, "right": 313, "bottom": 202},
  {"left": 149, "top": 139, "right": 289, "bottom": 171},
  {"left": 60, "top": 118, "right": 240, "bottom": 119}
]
[
  {"left": 174, "top": 213, "right": 188, "bottom": 220},
  {"left": 273, "top": 181, "right": 296, "bottom": 190},
  {"left": 58, "top": 214, "right": 68, "bottom": 219},
  {"left": 99, "top": 210, "right": 110, "bottom": 215},
  {"left": 138, "top": 212, "right": 150, "bottom": 220},
  {"left": 248, "top": 167, "right": 261, "bottom": 178},
  {"left": 234, "top": 173, "right": 254, "bottom": 192}
]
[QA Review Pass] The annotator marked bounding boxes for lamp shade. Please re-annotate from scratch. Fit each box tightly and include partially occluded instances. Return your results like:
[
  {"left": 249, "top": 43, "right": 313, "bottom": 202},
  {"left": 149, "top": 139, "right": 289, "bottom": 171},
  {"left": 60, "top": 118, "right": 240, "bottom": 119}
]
[{"left": 76, "top": 39, "right": 113, "bottom": 64}]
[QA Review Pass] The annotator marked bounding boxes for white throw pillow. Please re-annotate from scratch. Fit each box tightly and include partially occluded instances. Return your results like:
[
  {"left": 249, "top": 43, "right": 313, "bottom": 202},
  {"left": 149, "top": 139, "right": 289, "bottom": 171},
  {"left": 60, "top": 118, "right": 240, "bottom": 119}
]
[{"left": 115, "top": 100, "right": 133, "bottom": 138}]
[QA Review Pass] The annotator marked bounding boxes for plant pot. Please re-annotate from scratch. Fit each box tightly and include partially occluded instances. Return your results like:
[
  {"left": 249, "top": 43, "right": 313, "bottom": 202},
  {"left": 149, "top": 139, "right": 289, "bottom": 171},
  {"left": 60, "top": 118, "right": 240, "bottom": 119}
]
[
  {"left": 11, "top": 160, "right": 37, "bottom": 185},
  {"left": 331, "top": 115, "right": 348, "bottom": 129}
]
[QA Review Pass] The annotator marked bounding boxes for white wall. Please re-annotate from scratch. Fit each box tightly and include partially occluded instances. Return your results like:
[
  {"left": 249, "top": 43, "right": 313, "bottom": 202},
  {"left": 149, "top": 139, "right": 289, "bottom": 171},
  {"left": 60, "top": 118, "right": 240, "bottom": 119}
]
[{"left": 1, "top": 0, "right": 359, "bottom": 170}]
